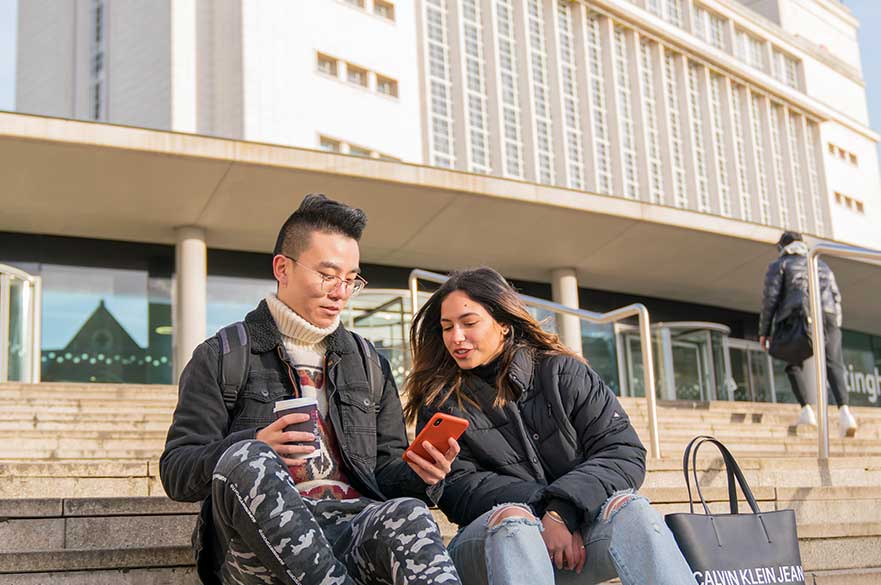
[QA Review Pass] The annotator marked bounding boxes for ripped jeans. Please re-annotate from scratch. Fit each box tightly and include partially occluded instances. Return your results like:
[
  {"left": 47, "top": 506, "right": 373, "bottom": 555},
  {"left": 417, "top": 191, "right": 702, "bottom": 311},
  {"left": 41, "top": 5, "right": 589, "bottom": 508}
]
[
  {"left": 211, "top": 440, "right": 461, "bottom": 585},
  {"left": 447, "top": 491, "right": 697, "bottom": 585}
]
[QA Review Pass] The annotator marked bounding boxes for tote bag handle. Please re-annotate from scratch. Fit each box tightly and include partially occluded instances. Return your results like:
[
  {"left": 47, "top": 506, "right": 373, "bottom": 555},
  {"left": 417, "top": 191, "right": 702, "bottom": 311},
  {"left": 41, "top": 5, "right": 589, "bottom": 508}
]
[{"left": 683, "top": 435, "right": 761, "bottom": 516}]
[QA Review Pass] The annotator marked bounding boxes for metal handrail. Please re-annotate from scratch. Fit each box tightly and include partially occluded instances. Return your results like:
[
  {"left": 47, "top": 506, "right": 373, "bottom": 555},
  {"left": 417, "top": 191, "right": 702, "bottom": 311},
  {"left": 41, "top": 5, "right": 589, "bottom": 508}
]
[
  {"left": 807, "top": 242, "right": 881, "bottom": 459},
  {"left": 408, "top": 268, "right": 661, "bottom": 459}
]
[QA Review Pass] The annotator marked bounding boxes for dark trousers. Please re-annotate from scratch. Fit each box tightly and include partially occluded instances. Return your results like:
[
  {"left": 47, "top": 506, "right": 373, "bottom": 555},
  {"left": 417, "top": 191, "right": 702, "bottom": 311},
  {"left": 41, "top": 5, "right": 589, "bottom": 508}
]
[
  {"left": 210, "top": 440, "right": 461, "bottom": 585},
  {"left": 784, "top": 321, "right": 848, "bottom": 408}
]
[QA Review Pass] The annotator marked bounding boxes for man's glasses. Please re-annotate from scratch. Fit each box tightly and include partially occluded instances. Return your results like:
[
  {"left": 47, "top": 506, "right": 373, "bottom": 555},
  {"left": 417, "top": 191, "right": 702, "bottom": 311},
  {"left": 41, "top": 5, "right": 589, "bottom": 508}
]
[{"left": 283, "top": 255, "right": 368, "bottom": 296}]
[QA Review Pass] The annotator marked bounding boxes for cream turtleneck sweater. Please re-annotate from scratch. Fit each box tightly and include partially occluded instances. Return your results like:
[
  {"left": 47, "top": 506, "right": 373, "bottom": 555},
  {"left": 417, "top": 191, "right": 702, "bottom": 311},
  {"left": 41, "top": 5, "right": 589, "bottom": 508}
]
[{"left": 265, "top": 293, "right": 339, "bottom": 415}]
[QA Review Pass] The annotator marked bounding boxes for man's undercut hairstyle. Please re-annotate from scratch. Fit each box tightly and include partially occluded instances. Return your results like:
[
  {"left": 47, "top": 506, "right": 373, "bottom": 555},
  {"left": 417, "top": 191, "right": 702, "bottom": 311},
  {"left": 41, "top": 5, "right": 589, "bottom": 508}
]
[{"left": 273, "top": 194, "right": 368, "bottom": 258}]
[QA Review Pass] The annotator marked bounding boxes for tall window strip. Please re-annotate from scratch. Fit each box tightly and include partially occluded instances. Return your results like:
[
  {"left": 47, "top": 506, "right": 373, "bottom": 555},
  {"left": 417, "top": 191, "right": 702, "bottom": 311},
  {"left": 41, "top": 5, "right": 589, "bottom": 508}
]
[
  {"left": 640, "top": 39, "right": 664, "bottom": 204},
  {"left": 664, "top": 50, "right": 688, "bottom": 208},
  {"left": 695, "top": 6, "right": 726, "bottom": 50},
  {"left": 527, "top": 0, "right": 554, "bottom": 185},
  {"left": 556, "top": 0, "right": 584, "bottom": 190},
  {"left": 709, "top": 75, "right": 731, "bottom": 217},
  {"left": 424, "top": 0, "right": 455, "bottom": 168},
  {"left": 786, "top": 111, "right": 807, "bottom": 231},
  {"left": 687, "top": 62, "right": 710, "bottom": 212},
  {"left": 461, "top": 0, "right": 490, "bottom": 173},
  {"left": 586, "top": 13, "right": 612, "bottom": 194},
  {"left": 614, "top": 28, "right": 639, "bottom": 199},
  {"left": 769, "top": 105, "right": 789, "bottom": 227},
  {"left": 749, "top": 93, "right": 772, "bottom": 224},
  {"left": 495, "top": 0, "right": 523, "bottom": 178},
  {"left": 647, "top": 0, "right": 683, "bottom": 27},
  {"left": 730, "top": 83, "right": 752, "bottom": 221},
  {"left": 90, "top": 0, "right": 107, "bottom": 121},
  {"left": 804, "top": 121, "right": 825, "bottom": 234}
]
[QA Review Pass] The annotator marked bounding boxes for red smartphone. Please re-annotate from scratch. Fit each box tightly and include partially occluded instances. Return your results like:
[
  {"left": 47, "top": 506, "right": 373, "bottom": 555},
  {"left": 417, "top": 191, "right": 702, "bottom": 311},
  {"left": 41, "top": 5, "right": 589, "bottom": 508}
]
[{"left": 403, "top": 413, "right": 469, "bottom": 462}]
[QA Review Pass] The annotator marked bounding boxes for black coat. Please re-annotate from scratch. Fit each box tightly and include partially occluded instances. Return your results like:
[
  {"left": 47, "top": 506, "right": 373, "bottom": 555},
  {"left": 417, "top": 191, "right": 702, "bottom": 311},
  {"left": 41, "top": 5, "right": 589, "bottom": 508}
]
[
  {"left": 417, "top": 349, "right": 646, "bottom": 530},
  {"left": 758, "top": 244, "right": 842, "bottom": 337},
  {"left": 160, "top": 300, "right": 428, "bottom": 577}
]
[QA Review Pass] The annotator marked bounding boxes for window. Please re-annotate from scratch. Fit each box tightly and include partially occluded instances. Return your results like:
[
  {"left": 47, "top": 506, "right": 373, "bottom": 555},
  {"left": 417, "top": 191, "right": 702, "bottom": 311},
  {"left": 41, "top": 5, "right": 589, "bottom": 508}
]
[
  {"left": 346, "top": 63, "right": 368, "bottom": 87},
  {"left": 348, "top": 144, "right": 372, "bottom": 157},
  {"left": 376, "top": 75, "right": 398, "bottom": 97},
  {"left": 736, "top": 29, "right": 766, "bottom": 72},
  {"left": 835, "top": 192, "right": 865, "bottom": 214},
  {"left": 319, "top": 136, "right": 341, "bottom": 152},
  {"left": 343, "top": 0, "right": 365, "bottom": 7},
  {"left": 695, "top": 6, "right": 726, "bottom": 50},
  {"left": 90, "top": 0, "right": 106, "bottom": 121},
  {"left": 647, "top": 0, "right": 683, "bottom": 27},
  {"left": 828, "top": 142, "right": 860, "bottom": 166},
  {"left": 374, "top": 0, "right": 395, "bottom": 21},
  {"left": 316, "top": 53, "right": 338, "bottom": 77}
]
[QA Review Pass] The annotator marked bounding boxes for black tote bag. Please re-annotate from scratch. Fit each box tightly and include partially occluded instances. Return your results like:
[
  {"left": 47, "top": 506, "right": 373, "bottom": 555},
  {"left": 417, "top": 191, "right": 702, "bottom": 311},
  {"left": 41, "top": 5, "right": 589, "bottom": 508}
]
[
  {"left": 769, "top": 312, "right": 813, "bottom": 364},
  {"left": 665, "top": 436, "right": 806, "bottom": 585}
]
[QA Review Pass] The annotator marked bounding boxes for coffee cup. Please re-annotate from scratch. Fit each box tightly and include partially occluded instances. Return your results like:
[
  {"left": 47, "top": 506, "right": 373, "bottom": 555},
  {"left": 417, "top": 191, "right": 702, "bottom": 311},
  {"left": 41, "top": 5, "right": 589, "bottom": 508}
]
[{"left": 273, "top": 397, "right": 321, "bottom": 459}]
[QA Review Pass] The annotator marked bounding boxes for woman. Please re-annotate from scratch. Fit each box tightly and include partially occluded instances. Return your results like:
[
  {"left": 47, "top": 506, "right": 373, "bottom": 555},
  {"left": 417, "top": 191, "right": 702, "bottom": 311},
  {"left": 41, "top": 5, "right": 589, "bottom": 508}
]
[{"left": 404, "top": 267, "right": 697, "bottom": 585}]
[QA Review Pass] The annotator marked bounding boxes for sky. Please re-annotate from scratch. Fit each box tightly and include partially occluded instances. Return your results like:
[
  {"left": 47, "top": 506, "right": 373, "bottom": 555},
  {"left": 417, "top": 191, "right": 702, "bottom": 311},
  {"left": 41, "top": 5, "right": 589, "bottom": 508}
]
[{"left": 0, "top": 0, "right": 879, "bottom": 153}]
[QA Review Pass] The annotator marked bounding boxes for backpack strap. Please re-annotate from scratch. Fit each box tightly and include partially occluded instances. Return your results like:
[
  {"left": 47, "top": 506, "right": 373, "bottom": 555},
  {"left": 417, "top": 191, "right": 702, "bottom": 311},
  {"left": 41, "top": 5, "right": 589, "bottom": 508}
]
[
  {"left": 217, "top": 322, "right": 250, "bottom": 411},
  {"left": 352, "top": 331, "right": 385, "bottom": 413}
]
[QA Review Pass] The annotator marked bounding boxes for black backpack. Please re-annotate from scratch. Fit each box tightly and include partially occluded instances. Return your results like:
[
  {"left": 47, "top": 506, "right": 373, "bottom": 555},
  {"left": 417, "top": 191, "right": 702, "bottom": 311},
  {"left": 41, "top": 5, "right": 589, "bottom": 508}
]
[{"left": 216, "top": 323, "right": 385, "bottom": 412}]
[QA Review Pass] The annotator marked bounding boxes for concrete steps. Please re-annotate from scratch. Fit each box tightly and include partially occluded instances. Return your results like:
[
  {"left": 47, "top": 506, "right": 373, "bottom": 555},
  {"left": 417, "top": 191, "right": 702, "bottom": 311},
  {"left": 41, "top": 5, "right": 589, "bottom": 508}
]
[{"left": 3, "top": 383, "right": 881, "bottom": 581}]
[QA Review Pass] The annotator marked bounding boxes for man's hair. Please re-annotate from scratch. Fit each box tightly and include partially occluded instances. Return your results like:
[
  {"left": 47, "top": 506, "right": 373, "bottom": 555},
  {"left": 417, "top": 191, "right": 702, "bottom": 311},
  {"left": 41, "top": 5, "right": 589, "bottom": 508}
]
[
  {"left": 777, "top": 230, "right": 803, "bottom": 249},
  {"left": 273, "top": 194, "right": 367, "bottom": 258}
]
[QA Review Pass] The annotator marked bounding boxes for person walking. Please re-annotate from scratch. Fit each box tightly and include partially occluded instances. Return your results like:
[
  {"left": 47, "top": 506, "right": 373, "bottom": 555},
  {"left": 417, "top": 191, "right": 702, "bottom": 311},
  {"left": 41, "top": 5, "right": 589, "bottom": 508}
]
[{"left": 758, "top": 230, "right": 857, "bottom": 436}]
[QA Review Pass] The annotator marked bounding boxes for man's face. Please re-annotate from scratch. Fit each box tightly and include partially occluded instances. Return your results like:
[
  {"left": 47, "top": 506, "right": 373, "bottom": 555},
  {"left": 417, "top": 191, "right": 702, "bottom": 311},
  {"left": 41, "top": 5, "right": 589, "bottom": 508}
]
[{"left": 273, "top": 230, "right": 361, "bottom": 328}]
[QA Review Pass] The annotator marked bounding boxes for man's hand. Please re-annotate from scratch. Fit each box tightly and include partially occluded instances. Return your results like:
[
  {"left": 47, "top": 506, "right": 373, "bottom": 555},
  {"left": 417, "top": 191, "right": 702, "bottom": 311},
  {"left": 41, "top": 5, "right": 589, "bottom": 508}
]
[
  {"left": 542, "top": 513, "right": 583, "bottom": 571},
  {"left": 255, "top": 413, "right": 316, "bottom": 467},
  {"left": 404, "top": 438, "right": 460, "bottom": 486},
  {"left": 759, "top": 336, "right": 770, "bottom": 352}
]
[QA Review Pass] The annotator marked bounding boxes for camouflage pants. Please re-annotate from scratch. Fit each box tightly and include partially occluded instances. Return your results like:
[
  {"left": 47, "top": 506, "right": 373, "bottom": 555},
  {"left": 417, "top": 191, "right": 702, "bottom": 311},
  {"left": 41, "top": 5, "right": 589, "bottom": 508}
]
[{"left": 212, "top": 440, "right": 461, "bottom": 585}]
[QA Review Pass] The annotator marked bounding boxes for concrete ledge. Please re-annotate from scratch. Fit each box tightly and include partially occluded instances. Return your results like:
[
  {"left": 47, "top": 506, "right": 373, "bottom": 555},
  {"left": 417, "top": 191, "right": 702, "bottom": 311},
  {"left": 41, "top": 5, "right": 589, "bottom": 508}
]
[
  {"left": 0, "top": 566, "right": 199, "bottom": 585},
  {"left": 0, "top": 499, "right": 62, "bottom": 518},
  {"left": 0, "top": 546, "right": 193, "bottom": 573},
  {"left": 63, "top": 497, "right": 199, "bottom": 517},
  {"left": 808, "top": 567, "right": 881, "bottom": 585}
]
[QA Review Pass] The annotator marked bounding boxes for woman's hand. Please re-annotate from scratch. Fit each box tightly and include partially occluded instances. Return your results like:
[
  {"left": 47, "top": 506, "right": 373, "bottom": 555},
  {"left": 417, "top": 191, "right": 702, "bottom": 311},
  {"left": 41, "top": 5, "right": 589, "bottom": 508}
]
[
  {"left": 541, "top": 513, "right": 584, "bottom": 572},
  {"left": 404, "top": 438, "right": 461, "bottom": 486}
]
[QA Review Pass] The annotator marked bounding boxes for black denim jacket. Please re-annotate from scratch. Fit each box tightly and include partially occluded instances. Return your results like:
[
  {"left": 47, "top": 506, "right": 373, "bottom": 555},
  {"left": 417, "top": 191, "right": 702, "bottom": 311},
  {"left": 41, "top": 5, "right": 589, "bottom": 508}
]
[{"left": 159, "top": 300, "right": 432, "bottom": 581}]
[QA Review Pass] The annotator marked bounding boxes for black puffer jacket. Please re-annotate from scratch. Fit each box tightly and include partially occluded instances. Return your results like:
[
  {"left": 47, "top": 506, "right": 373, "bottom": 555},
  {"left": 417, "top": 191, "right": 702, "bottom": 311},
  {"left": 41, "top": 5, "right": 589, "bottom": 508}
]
[
  {"left": 759, "top": 242, "right": 842, "bottom": 337},
  {"left": 416, "top": 349, "right": 646, "bottom": 530},
  {"left": 161, "top": 300, "right": 428, "bottom": 582}
]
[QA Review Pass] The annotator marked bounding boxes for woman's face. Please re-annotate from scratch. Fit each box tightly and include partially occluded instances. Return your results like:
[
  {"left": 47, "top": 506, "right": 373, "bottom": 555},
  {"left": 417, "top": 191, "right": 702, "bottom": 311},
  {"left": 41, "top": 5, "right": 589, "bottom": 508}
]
[{"left": 440, "top": 290, "right": 508, "bottom": 370}]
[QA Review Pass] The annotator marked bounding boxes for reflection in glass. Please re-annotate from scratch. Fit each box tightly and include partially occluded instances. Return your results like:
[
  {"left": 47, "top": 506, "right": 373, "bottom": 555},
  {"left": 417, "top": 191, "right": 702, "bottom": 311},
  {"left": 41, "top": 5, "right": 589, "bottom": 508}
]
[
  {"left": 25, "top": 264, "right": 174, "bottom": 384},
  {"left": 206, "top": 276, "right": 276, "bottom": 336}
]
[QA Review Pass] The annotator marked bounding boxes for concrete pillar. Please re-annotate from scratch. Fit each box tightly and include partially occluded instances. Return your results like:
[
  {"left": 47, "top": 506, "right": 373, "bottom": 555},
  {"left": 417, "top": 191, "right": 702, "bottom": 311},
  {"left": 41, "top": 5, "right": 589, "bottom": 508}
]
[
  {"left": 550, "top": 268, "right": 583, "bottom": 356},
  {"left": 174, "top": 226, "right": 207, "bottom": 382}
]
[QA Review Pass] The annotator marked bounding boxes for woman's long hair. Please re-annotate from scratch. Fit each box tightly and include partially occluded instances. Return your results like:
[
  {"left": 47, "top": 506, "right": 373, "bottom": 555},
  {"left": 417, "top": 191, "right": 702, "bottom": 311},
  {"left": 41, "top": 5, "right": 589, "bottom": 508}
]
[{"left": 404, "top": 267, "right": 584, "bottom": 424}]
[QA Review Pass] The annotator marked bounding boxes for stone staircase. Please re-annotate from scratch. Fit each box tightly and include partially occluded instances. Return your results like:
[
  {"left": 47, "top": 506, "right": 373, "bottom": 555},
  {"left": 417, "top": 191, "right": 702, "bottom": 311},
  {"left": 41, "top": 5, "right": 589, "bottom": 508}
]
[{"left": 2, "top": 383, "right": 881, "bottom": 583}]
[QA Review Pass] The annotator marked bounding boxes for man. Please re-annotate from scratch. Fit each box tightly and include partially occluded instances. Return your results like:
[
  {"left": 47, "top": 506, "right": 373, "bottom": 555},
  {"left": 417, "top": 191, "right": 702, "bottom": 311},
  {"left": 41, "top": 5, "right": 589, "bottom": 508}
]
[
  {"left": 161, "top": 194, "right": 462, "bottom": 585},
  {"left": 758, "top": 230, "right": 857, "bottom": 436}
]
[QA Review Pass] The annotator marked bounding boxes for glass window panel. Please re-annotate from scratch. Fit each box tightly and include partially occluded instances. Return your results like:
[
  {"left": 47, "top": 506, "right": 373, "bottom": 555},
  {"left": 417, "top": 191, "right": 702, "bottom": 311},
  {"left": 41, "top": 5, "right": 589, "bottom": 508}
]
[{"left": 11, "top": 264, "right": 175, "bottom": 384}]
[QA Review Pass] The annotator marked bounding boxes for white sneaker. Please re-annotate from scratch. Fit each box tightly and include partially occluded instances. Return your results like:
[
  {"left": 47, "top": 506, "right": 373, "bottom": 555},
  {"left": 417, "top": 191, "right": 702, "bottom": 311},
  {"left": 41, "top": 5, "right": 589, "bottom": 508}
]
[
  {"left": 796, "top": 405, "right": 817, "bottom": 427},
  {"left": 839, "top": 406, "right": 858, "bottom": 438}
]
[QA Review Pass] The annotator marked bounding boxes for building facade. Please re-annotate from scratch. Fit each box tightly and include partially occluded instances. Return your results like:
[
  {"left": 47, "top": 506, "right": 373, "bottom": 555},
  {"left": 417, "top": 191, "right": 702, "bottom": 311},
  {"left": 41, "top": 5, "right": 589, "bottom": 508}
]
[
  {"left": 7, "top": 0, "right": 881, "bottom": 406},
  {"left": 16, "top": 0, "right": 881, "bottom": 249}
]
